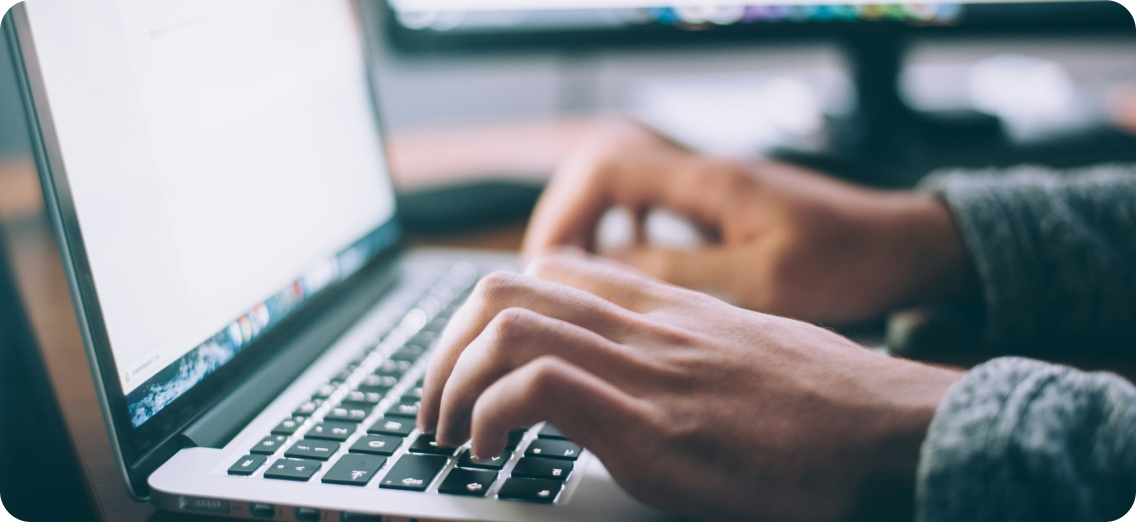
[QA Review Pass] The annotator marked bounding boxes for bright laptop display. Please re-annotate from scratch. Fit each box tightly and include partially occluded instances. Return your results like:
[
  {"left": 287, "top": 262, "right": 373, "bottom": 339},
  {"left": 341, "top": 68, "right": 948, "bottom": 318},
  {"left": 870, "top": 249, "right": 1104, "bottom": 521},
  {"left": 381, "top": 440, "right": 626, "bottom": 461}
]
[{"left": 22, "top": 0, "right": 398, "bottom": 427}]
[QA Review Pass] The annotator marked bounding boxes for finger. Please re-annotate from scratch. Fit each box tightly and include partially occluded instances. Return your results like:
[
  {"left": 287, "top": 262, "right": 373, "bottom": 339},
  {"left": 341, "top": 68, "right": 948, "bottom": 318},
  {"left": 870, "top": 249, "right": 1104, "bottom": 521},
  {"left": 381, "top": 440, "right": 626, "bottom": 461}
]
[
  {"left": 468, "top": 355, "right": 652, "bottom": 461},
  {"left": 612, "top": 245, "right": 739, "bottom": 297},
  {"left": 418, "top": 271, "right": 638, "bottom": 432},
  {"left": 435, "top": 307, "right": 642, "bottom": 446},
  {"left": 525, "top": 246, "right": 675, "bottom": 312},
  {"left": 522, "top": 143, "right": 727, "bottom": 261}
]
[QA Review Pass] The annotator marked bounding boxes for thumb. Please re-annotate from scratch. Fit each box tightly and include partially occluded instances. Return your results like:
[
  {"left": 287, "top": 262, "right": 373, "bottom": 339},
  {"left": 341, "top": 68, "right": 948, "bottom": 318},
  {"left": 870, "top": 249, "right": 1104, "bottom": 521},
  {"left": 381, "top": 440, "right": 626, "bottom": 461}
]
[{"left": 611, "top": 245, "right": 737, "bottom": 296}]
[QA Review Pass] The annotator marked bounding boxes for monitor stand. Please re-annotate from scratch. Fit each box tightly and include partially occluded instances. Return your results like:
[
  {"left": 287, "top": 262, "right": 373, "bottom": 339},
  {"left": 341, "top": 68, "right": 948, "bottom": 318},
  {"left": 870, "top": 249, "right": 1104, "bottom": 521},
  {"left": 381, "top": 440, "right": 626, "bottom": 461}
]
[{"left": 774, "top": 26, "right": 1136, "bottom": 188}]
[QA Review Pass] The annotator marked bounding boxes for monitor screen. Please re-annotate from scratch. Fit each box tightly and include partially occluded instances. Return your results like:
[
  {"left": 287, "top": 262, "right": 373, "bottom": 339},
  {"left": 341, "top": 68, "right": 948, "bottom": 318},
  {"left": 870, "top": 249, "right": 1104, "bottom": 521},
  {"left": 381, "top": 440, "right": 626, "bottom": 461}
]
[
  {"left": 383, "top": 0, "right": 1128, "bottom": 49},
  {"left": 23, "top": 0, "right": 398, "bottom": 427}
]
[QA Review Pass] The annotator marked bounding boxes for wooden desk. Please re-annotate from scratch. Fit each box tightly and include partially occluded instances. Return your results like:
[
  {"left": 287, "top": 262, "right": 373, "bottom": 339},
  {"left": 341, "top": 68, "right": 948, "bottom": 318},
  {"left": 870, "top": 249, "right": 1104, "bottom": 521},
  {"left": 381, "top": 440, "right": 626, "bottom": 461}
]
[{"left": 0, "top": 118, "right": 592, "bottom": 522}]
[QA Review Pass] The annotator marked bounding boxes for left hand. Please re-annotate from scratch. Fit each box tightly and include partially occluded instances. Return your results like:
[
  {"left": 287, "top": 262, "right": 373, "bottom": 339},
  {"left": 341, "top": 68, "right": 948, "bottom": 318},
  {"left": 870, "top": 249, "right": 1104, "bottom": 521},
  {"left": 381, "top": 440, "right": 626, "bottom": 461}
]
[{"left": 417, "top": 248, "right": 963, "bottom": 522}]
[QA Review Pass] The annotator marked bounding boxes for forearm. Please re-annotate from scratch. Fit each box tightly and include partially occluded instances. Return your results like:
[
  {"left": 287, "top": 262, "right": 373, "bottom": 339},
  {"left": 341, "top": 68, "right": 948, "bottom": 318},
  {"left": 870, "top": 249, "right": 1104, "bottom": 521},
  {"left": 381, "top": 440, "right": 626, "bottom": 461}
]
[
  {"left": 920, "top": 164, "right": 1136, "bottom": 352},
  {"left": 916, "top": 357, "right": 1136, "bottom": 522}
]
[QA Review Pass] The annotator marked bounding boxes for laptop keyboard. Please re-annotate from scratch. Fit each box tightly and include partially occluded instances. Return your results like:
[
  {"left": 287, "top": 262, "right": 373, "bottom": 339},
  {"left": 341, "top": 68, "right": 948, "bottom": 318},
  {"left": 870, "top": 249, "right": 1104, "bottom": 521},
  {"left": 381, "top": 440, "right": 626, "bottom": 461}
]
[{"left": 225, "top": 263, "right": 584, "bottom": 505}]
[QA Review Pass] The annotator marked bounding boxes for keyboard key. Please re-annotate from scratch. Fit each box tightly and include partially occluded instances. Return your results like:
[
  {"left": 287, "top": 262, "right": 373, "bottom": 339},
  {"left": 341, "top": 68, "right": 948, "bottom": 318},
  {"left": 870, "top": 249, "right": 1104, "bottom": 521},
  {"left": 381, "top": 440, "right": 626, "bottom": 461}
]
[
  {"left": 325, "top": 405, "right": 370, "bottom": 423},
  {"left": 321, "top": 454, "right": 386, "bottom": 486},
  {"left": 313, "top": 383, "right": 338, "bottom": 399},
  {"left": 511, "top": 457, "right": 573, "bottom": 481},
  {"left": 386, "top": 397, "right": 420, "bottom": 418},
  {"left": 404, "top": 386, "right": 424, "bottom": 399},
  {"left": 379, "top": 454, "right": 448, "bottom": 491},
  {"left": 307, "top": 421, "right": 356, "bottom": 441},
  {"left": 497, "top": 477, "right": 562, "bottom": 503},
  {"left": 538, "top": 423, "right": 569, "bottom": 440},
  {"left": 293, "top": 400, "right": 322, "bottom": 417},
  {"left": 264, "top": 458, "right": 321, "bottom": 482},
  {"left": 356, "top": 383, "right": 393, "bottom": 396},
  {"left": 367, "top": 417, "right": 414, "bottom": 437},
  {"left": 271, "top": 416, "right": 306, "bottom": 436},
  {"left": 457, "top": 449, "right": 509, "bottom": 470},
  {"left": 525, "top": 439, "right": 581, "bottom": 460},
  {"left": 284, "top": 439, "right": 340, "bottom": 461},
  {"left": 330, "top": 368, "right": 355, "bottom": 384},
  {"left": 228, "top": 455, "right": 268, "bottom": 476},
  {"left": 408, "top": 433, "right": 458, "bottom": 456},
  {"left": 390, "top": 344, "right": 427, "bottom": 362},
  {"left": 349, "top": 435, "right": 402, "bottom": 456},
  {"left": 360, "top": 374, "right": 398, "bottom": 389},
  {"left": 252, "top": 435, "right": 288, "bottom": 455},
  {"left": 438, "top": 468, "right": 496, "bottom": 497},
  {"left": 343, "top": 391, "right": 382, "bottom": 405},
  {"left": 506, "top": 429, "right": 527, "bottom": 450},
  {"left": 294, "top": 507, "right": 320, "bottom": 522},
  {"left": 373, "top": 359, "right": 410, "bottom": 377}
]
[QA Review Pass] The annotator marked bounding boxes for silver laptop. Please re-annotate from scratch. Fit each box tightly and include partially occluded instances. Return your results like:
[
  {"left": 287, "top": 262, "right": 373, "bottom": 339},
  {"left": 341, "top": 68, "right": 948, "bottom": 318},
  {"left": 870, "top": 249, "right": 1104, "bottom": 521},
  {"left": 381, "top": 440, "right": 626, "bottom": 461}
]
[{"left": 5, "top": 1, "right": 676, "bottom": 520}]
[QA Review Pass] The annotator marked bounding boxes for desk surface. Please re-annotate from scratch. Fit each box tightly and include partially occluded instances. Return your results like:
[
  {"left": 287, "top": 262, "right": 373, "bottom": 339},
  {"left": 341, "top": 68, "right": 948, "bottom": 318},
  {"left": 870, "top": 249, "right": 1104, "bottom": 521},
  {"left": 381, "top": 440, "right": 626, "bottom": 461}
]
[{"left": 0, "top": 118, "right": 586, "bottom": 522}]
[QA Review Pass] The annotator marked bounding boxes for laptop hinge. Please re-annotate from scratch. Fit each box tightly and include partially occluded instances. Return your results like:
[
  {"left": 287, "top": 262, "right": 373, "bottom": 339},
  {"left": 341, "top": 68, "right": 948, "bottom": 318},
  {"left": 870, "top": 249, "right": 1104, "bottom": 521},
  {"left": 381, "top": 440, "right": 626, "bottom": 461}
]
[{"left": 180, "top": 262, "right": 402, "bottom": 449}]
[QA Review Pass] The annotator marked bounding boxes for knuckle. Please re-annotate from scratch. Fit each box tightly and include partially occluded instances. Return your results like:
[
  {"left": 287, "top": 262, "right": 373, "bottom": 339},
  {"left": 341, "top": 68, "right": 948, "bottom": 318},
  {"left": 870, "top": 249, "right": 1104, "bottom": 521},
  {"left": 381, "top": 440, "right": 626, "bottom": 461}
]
[
  {"left": 488, "top": 307, "right": 535, "bottom": 344},
  {"left": 474, "top": 271, "right": 525, "bottom": 304},
  {"left": 522, "top": 356, "right": 567, "bottom": 398}
]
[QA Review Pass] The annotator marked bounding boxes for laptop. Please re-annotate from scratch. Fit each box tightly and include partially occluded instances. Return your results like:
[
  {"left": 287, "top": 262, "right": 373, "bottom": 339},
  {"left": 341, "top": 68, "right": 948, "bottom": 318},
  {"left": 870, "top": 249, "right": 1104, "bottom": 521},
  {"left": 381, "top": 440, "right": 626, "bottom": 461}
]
[{"left": 4, "top": 1, "right": 676, "bottom": 520}]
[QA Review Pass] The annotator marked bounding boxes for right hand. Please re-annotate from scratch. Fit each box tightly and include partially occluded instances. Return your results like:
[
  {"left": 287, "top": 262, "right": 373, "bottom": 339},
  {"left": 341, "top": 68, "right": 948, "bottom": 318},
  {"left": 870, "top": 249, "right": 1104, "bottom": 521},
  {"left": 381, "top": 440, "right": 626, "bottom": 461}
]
[{"left": 522, "top": 120, "right": 975, "bottom": 324}]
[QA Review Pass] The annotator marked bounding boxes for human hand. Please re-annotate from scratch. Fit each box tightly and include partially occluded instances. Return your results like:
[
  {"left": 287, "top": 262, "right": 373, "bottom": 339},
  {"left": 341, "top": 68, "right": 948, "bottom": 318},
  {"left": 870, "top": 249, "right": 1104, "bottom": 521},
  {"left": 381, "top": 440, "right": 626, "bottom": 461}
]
[
  {"left": 418, "top": 249, "right": 963, "bottom": 522},
  {"left": 522, "top": 120, "right": 976, "bottom": 324}
]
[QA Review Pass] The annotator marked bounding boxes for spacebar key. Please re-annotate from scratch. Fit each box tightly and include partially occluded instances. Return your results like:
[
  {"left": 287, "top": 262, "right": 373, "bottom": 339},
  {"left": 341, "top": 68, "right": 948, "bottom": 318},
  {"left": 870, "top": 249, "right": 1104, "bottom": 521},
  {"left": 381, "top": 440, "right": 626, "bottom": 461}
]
[{"left": 378, "top": 454, "right": 448, "bottom": 491}]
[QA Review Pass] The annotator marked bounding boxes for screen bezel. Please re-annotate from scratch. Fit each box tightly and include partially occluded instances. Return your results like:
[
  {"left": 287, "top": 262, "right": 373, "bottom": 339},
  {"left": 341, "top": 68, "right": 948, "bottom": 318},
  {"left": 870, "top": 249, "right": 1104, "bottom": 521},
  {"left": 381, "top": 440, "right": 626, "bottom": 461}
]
[
  {"left": 381, "top": 1, "right": 1135, "bottom": 54},
  {"left": 6, "top": 0, "right": 405, "bottom": 498}
]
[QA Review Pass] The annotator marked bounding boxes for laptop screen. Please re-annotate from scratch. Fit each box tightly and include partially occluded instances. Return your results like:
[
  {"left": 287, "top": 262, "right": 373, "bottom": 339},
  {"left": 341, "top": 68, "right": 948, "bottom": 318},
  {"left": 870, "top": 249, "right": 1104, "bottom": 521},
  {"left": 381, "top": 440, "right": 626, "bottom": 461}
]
[{"left": 23, "top": 0, "right": 398, "bottom": 427}]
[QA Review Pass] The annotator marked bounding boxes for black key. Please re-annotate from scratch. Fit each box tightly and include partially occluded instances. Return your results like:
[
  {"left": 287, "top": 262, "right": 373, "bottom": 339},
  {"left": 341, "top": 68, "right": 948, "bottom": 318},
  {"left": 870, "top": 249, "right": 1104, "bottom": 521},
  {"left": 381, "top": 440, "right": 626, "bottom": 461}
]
[
  {"left": 360, "top": 374, "right": 398, "bottom": 389},
  {"left": 386, "top": 397, "right": 420, "bottom": 418},
  {"left": 378, "top": 454, "right": 448, "bottom": 491},
  {"left": 321, "top": 454, "right": 386, "bottom": 486},
  {"left": 404, "top": 386, "right": 424, "bottom": 399},
  {"left": 325, "top": 405, "right": 370, "bottom": 423},
  {"left": 349, "top": 434, "right": 402, "bottom": 456},
  {"left": 356, "top": 383, "right": 393, "bottom": 396},
  {"left": 408, "top": 433, "right": 458, "bottom": 456},
  {"left": 538, "top": 423, "right": 569, "bottom": 440},
  {"left": 438, "top": 468, "right": 496, "bottom": 497},
  {"left": 390, "top": 344, "right": 427, "bottom": 362},
  {"left": 306, "top": 421, "right": 356, "bottom": 441},
  {"left": 511, "top": 457, "right": 573, "bottom": 481},
  {"left": 366, "top": 417, "right": 414, "bottom": 437},
  {"left": 264, "top": 458, "right": 321, "bottom": 482},
  {"left": 457, "top": 449, "right": 509, "bottom": 471},
  {"left": 271, "top": 416, "right": 307, "bottom": 436},
  {"left": 373, "top": 359, "right": 410, "bottom": 377},
  {"left": 505, "top": 429, "right": 527, "bottom": 450},
  {"left": 330, "top": 368, "right": 355, "bottom": 384},
  {"left": 284, "top": 439, "right": 340, "bottom": 461},
  {"left": 293, "top": 400, "right": 322, "bottom": 417},
  {"left": 408, "top": 331, "right": 437, "bottom": 347},
  {"left": 497, "top": 477, "right": 562, "bottom": 503},
  {"left": 313, "top": 383, "right": 338, "bottom": 399},
  {"left": 343, "top": 391, "right": 382, "bottom": 405},
  {"left": 252, "top": 435, "right": 288, "bottom": 455},
  {"left": 525, "top": 439, "right": 581, "bottom": 460},
  {"left": 228, "top": 455, "right": 267, "bottom": 476}
]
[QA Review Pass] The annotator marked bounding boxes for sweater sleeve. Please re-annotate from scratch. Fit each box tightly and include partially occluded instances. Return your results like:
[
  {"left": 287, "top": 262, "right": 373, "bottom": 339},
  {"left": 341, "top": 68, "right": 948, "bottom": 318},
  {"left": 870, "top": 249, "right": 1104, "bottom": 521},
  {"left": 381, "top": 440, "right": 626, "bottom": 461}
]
[
  {"left": 916, "top": 357, "right": 1136, "bottom": 522},
  {"left": 919, "top": 164, "right": 1136, "bottom": 352}
]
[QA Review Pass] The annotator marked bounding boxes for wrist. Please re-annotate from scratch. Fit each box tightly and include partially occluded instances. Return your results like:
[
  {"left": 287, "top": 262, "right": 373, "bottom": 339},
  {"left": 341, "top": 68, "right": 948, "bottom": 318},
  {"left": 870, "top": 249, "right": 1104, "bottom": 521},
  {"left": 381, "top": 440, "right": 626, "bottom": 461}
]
[
  {"left": 887, "top": 192, "right": 979, "bottom": 307},
  {"left": 851, "top": 360, "right": 964, "bottom": 522}
]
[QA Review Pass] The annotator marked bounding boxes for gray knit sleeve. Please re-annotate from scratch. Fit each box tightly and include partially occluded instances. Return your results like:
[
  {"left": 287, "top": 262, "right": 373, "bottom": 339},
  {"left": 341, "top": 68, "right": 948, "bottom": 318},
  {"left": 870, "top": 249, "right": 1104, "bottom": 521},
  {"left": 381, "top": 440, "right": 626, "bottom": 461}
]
[
  {"left": 919, "top": 164, "right": 1136, "bottom": 352},
  {"left": 916, "top": 357, "right": 1136, "bottom": 522}
]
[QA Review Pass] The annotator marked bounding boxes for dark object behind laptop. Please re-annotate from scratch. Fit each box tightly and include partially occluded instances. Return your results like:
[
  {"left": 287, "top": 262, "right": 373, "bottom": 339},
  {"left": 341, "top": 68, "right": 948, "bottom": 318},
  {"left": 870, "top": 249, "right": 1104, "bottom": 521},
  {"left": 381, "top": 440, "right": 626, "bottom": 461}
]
[{"left": 0, "top": 227, "right": 94, "bottom": 521}]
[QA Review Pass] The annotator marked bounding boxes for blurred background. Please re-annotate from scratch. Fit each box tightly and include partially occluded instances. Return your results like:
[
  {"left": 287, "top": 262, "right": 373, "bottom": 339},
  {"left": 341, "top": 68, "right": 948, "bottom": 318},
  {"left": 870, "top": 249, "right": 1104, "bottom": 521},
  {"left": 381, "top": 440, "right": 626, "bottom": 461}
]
[
  {"left": 4, "top": 2, "right": 1136, "bottom": 179},
  {"left": 0, "top": 3, "right": 1133, "bottom": 520}
]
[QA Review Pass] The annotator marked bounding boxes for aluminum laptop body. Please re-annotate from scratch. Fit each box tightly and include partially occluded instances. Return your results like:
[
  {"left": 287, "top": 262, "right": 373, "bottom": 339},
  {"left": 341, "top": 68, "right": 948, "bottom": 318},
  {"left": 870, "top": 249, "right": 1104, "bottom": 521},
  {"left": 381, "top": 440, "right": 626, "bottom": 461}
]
[{"left": 5, "top": 1, "right": 674, "bottom": 520}]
